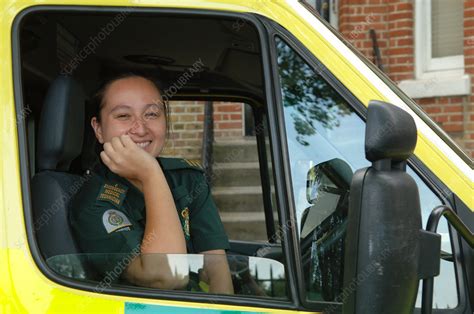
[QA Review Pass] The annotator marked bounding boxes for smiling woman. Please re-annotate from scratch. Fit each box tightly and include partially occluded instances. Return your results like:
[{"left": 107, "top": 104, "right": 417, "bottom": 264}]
[{"left": 68, "top": 73, "right": 234, "bottom": 292}]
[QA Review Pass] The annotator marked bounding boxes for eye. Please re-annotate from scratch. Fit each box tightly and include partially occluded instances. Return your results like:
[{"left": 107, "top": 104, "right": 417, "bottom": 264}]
[
  {"left": 115, "top": 113, "right": 131, "bottom": 120},
  {"left": 144, "top": 111, "right": 160, "bottom": 119}
]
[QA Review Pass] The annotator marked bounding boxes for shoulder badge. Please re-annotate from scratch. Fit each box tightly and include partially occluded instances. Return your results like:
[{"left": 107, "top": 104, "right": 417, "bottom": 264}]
[
  {"left": 184, "top": 159, "right": 202, "bottom": 169},
  {"left": 159, "top": 157, "right": 203, "bottom": 172},
  {"left": 102, "top": 209, "right": 132, "bottom": 233},
  {"left": 96, "top": 182, "right": 128, "bottom": 207}
]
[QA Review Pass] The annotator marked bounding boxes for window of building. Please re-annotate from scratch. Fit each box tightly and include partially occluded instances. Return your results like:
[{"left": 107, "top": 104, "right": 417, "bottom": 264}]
[
  {"left": 425, "top": 0, "right": 464, "bottom": 73},
  {"left": 303, "top": 0, "right": 339, "bottom": 30},
  {"left": 400, "top": 0, "right": 470, "bottom": 98}
]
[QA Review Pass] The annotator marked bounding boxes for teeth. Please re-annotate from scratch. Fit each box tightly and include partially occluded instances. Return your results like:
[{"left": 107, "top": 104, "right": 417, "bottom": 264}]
[{"left": 136, "top": 141, "right": 151, "bottom": 148}]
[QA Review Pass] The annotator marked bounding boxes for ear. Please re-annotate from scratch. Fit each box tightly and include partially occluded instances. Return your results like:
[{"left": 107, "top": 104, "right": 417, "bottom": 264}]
[{"left": 91, "top": 117, "right": 104, "bottom": 144}]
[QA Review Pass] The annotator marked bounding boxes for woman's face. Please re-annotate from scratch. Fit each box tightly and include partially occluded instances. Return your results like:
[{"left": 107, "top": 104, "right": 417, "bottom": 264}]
[{"left": 91, "top": 76, "right": 166, "bottom": 157}]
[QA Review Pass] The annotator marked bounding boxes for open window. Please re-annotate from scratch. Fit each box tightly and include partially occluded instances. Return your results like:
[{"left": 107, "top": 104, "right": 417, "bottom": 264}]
[{"left": 16, "top": 7, "right": 289, "bottom": 305}]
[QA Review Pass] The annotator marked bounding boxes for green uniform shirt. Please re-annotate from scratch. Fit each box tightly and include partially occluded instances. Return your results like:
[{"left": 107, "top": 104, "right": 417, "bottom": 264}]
[{"left": 69, "top": 157, "right": 229, "bottom": 262}]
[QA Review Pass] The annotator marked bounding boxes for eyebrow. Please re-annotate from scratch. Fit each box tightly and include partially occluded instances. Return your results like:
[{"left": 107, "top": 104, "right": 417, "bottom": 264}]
[
  {"left": 109, "top": 103, "right": 164, "bottom": 114},
  {"left": 109, "top": 104, "right": 132, "bottom": 114},
  {"left": 145, "top": 102, "right": 165, "bottom": 111}
]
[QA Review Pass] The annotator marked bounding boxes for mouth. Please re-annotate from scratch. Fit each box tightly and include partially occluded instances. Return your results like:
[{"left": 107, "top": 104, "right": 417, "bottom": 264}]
[{"left": 135, "top": 141, "right": 152, "bottom": 149}]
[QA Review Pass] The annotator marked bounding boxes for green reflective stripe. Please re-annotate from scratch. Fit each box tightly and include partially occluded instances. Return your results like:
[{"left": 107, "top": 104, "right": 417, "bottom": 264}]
[{"left": 125, "top": 302, "right": 267, "bottom": 314}]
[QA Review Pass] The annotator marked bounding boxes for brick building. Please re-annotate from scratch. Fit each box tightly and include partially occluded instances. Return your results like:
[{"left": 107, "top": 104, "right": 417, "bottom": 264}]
[
  {"left": 161, "top": 101, "right": 245, "bottom": 159},
  {"left": 163, "top": 0, "right": 473, "bottom": 160},
  {"left": 329, "top": 0, "right": 473, "bottom": 158}
]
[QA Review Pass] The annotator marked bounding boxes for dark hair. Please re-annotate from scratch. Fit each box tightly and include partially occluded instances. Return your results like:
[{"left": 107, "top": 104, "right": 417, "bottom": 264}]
[{"left": 90, "top": 72, "right": 170, "bottom": 137}]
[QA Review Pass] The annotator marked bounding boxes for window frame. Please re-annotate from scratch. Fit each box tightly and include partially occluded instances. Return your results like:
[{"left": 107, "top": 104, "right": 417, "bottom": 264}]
[
  {"left": 266, "top": 18, "right": 366, "bottom": 312},
  {"left": 13, "top": 5, "right": 299, "bottom": 310},
  {"left": 265, "top": 18, "right": 469, "bottom": 313}
]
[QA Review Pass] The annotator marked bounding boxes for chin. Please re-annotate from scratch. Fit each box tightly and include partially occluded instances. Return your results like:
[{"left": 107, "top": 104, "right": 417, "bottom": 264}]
[{"left": 147, "top": 146, "right": 162, "bottom": 157}]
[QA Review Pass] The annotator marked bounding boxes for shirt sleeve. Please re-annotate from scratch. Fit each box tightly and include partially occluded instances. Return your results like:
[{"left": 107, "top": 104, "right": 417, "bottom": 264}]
[
  {"left": 69, "top": 197, "right": 143, "bottom": 255},
  {"left": 69, "top": 187, "right": 146, "bottom": 281},
  {"left": 188, "top": 171, "right": 230, "bottom": 252}
]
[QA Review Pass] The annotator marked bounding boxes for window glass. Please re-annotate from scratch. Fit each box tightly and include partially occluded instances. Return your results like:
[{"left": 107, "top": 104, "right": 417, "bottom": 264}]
[
  {"left": 47, "top": 253, "right": 288, "bottom": 298},
  {"left": 431, "top": 0, "right": 463, "bottom": 58},
  {"left": 275, "top": 36, "right": 457, "bottom": 308}
]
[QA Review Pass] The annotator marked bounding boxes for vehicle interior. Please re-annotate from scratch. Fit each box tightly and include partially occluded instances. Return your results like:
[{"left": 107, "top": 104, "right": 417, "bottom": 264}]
[
  {"left": 18, "top": 9, "right": 349, "bottom": 301},
  {"left": 19, "top": 9, "right": 287, "bottom": 297}
]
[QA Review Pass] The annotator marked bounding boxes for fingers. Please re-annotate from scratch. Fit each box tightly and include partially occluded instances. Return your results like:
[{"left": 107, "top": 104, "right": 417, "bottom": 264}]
[
  {"left": 102, "top": 136, "right": 135, "bottom": 173},
  {"left": 100, "top": 150, "right": 112, "bottom": 167},
  {"left": 103, "top": 142, "right": 116, "bottom": 159},
  {"left": 104, "top": 135, "right": 136, "bottom": 152},
  {"left": 120, "top": 134, "right": 136, "bottom": 148},
  {"left": 100, "top": 135, "right": 154, "bottom": 179},
  {"left": 101, "top": 144, "right": 118, "bottom": 166},
  {"left": 103, "top": 141, "right": 124, "bottom": 168},
  {"left": 104, "top": 136, "right": 128, "bottom": 161},
  {"left": 111, "top": 136, "right": 125, "bottom": 151}
]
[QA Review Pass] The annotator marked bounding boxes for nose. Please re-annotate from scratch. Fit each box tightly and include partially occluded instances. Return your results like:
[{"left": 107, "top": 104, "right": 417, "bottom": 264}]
[{"left": 129, "top": 117, "right": 147, "bottom": 136}]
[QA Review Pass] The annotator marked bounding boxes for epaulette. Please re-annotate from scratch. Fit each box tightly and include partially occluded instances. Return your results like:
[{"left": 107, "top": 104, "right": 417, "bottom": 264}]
[{"left": 159, "top": 157, "right": 204, "bottom": 172}]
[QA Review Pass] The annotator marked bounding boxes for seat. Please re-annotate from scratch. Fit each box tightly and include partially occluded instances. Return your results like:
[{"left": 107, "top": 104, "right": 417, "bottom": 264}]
[{"left": 31, "top": 75, "right": 85, "bottom": 259}]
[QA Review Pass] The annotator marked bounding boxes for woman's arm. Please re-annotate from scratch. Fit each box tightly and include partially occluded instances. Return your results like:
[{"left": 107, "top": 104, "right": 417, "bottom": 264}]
[
  {"left": 101, "top": 135, "right": 187, "bottom": 289},
  {"left": 122, "top": 166, "right": 188, "bottom": 289},
  {"left": 200, "top": 249, "right": 234, "bottom": 294}
]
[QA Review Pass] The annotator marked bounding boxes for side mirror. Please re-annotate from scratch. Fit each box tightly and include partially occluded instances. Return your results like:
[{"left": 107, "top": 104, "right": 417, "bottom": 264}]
[
  {"left": 301, "top": 158, "right": 352, "bottom": 301},
  {"left": 342, "top": 101, "right": 441, "bottom": 314},
  {"left": 302, "top": 158, "right": 352, "bottom": 237},
  {"left": 306, "top": 158, "right": 353, "bottom": 204}
]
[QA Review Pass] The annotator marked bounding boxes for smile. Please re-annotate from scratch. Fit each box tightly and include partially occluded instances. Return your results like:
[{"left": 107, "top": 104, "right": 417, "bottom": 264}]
[{"left": 135, "top": 141, "right": 151, "bottom": 149}]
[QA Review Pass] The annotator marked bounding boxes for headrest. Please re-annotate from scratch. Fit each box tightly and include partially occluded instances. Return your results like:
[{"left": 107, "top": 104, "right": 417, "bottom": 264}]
[
  {"left": 365, "top": 100, "right": 417, "bottom": 162},
  {"left": 37, "top": 76, "right": 85, "bottom": 171}
]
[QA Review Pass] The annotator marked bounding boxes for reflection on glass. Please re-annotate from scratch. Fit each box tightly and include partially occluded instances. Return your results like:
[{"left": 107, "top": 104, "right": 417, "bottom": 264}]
[
  {"left": 275, "top": 36, "right": 457, "bottom": 307},
  {"left": 46, "top": 253, "right": 287, "bottom": 299},
  {"left": 299, "top": 159, "right": 350, "bottom": 301},
  {"left": 303, "top": 159, "right": 351, "bottom": 301},
  {"left": 275, "top": 38, "right": 366, "bottom": 228}
]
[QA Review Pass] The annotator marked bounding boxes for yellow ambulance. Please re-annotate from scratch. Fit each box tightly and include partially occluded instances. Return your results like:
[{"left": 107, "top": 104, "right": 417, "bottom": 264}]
[{"left": 0, "top": 0, "right": 472, "bottom": 313}]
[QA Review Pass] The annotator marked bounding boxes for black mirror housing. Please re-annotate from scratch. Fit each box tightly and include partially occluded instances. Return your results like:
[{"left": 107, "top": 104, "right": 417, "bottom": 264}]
[
  {"left": 342, "top": 101, "right": 441, "bottom": 314},
  {"left": 365, "top": 100, "right": 417, "bottom": 164}
]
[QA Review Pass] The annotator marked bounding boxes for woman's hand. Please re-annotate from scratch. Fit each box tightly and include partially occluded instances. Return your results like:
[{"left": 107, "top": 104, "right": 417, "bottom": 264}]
[{"left": 100, "top": 134, "right": 159, "bottom": 183}]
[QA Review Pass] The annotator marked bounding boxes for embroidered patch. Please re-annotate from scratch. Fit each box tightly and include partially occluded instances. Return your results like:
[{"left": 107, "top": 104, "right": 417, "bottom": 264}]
[
  {"left": 97, "top": 183, "right": 128, "bottom": 207},
  {"left": 181, "top": 207, "right": 190, "bottom": 239},
  {"left": 102, "top": 209, "right": 132, "bottom": 233}
]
